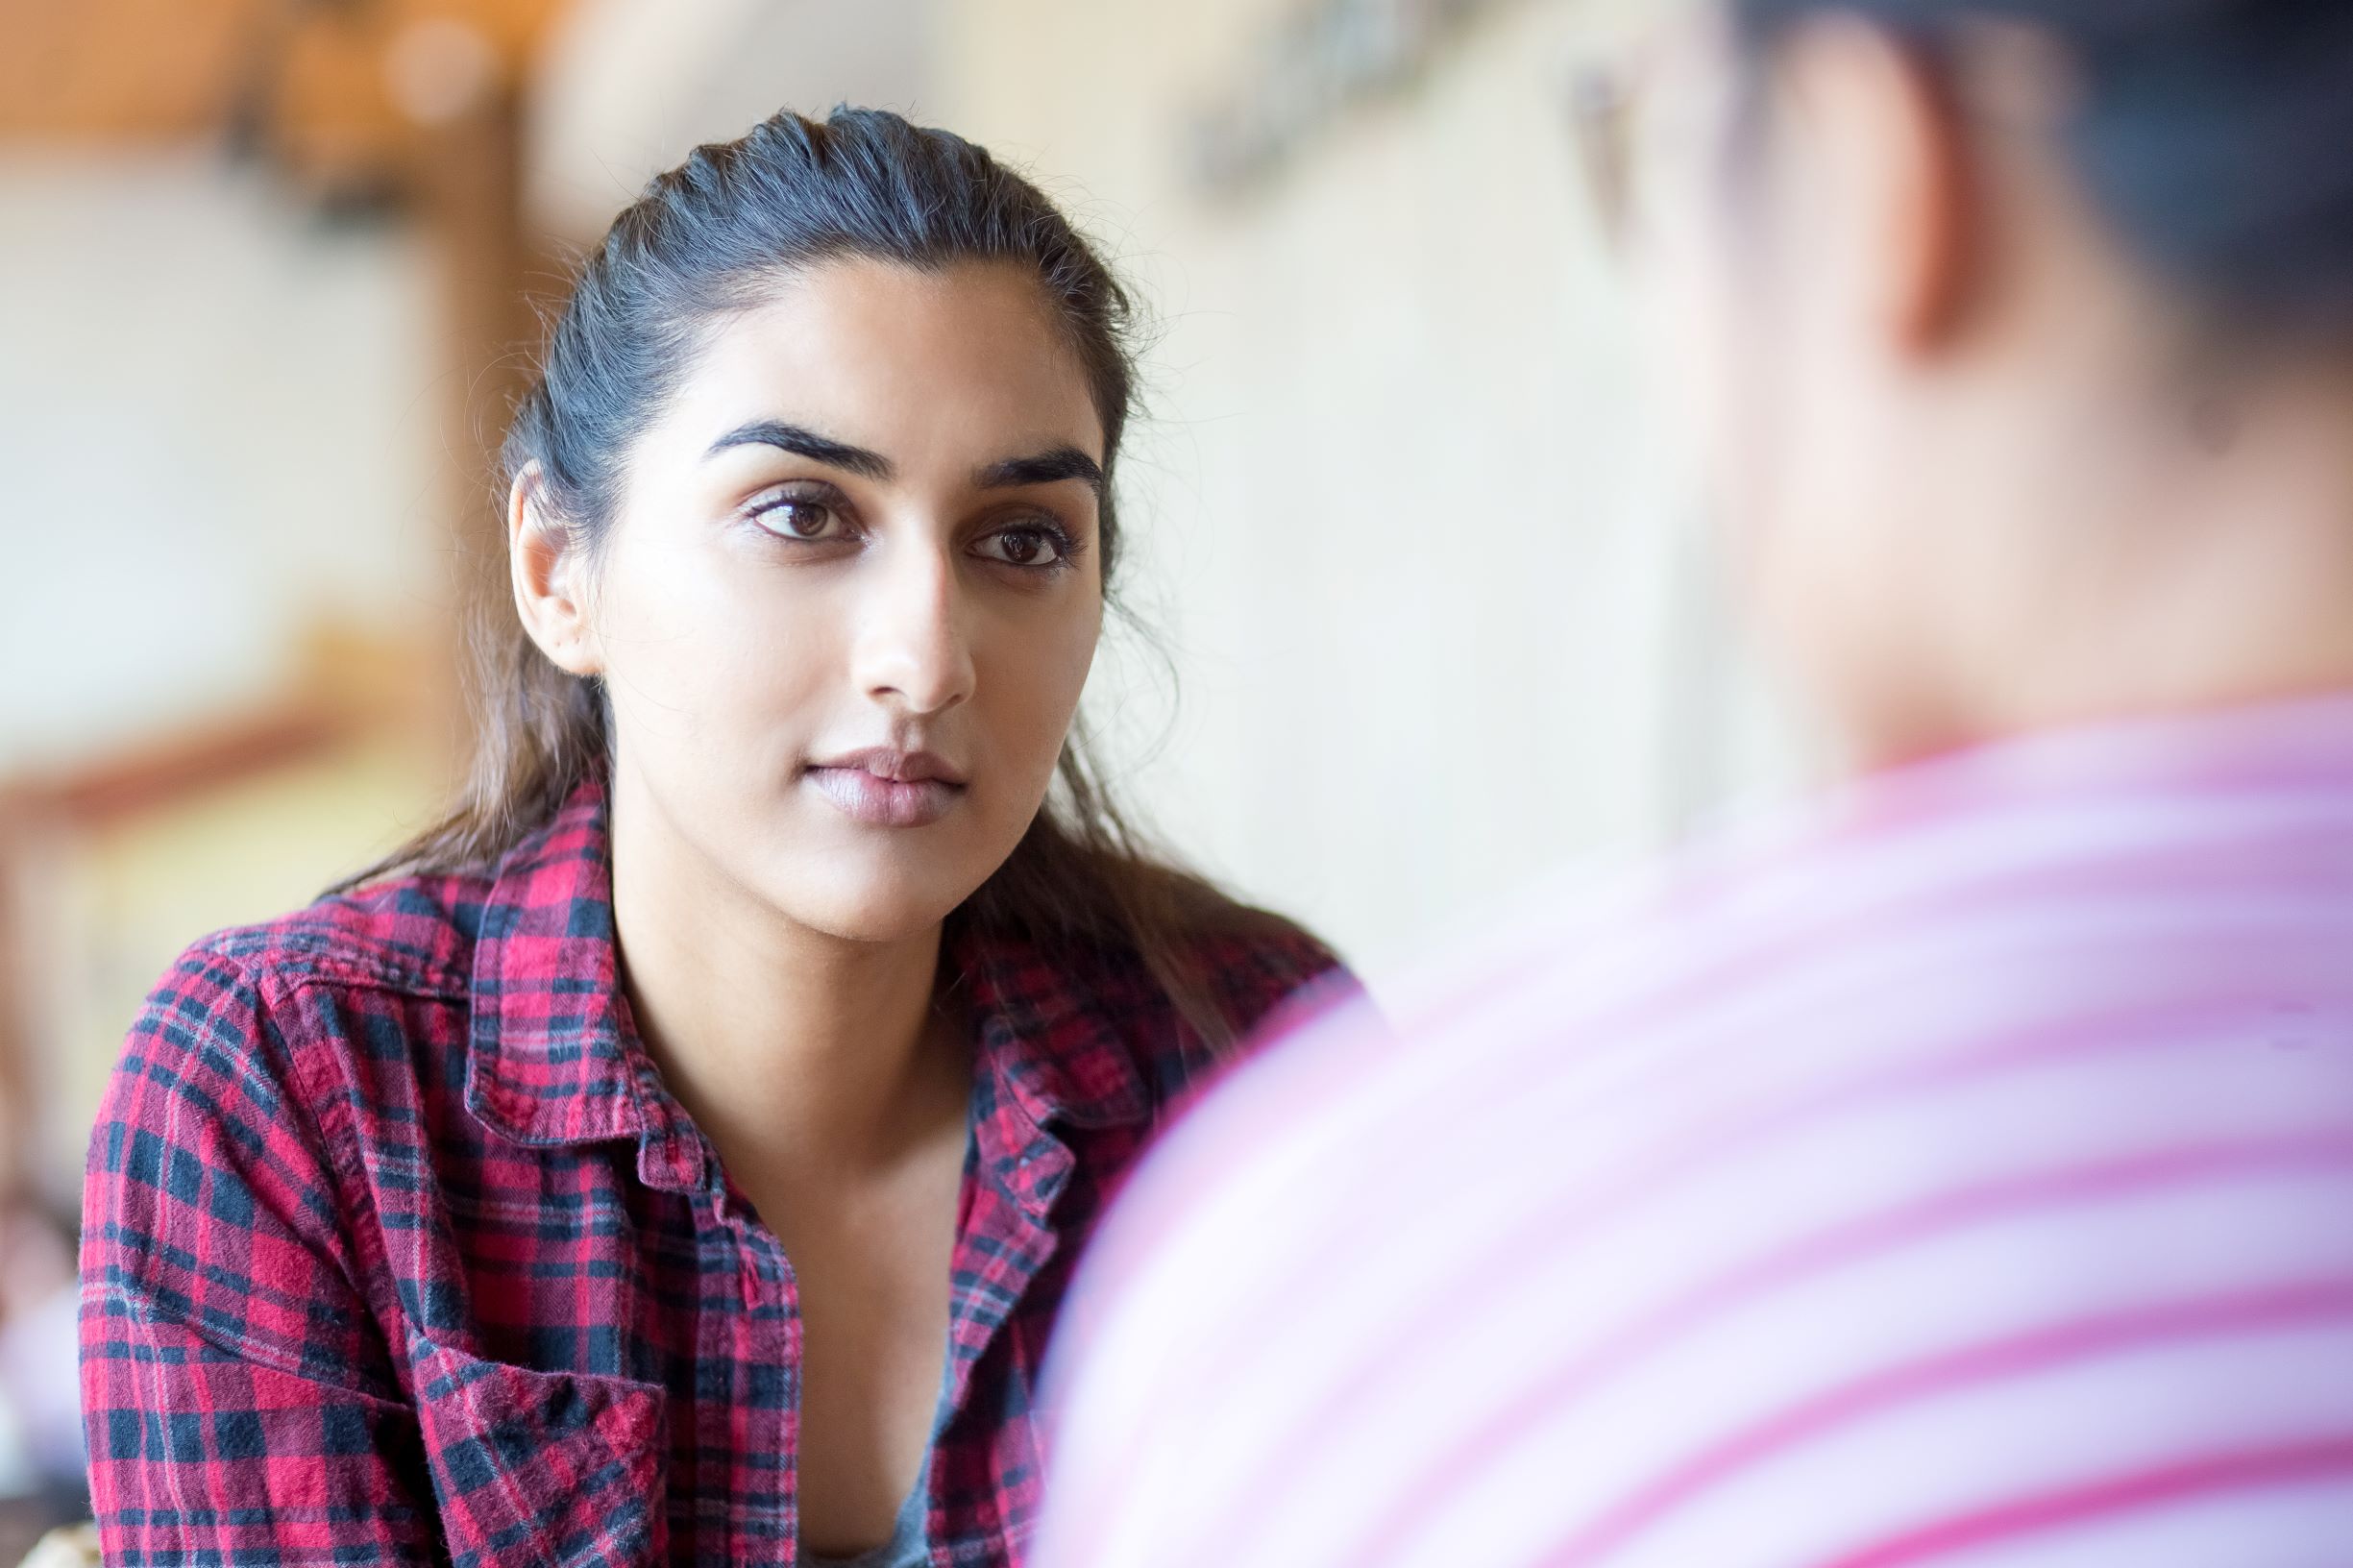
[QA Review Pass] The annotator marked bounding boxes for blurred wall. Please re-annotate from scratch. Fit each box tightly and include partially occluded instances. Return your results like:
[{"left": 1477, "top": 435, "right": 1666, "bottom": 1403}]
[
  {"left": 0, "top": 153, "right": 447, "bottom": 772},
  {"left": 528, "top": 0, "right": 935, "bottom": 238},
  {"left": 0, "top": 153, "right": 456, "bottom": 1202}
]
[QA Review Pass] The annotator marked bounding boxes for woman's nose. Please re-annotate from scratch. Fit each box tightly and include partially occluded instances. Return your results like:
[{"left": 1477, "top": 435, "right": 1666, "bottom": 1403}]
[{"left": 853, "top": 540, "right": 976, "bottom": 718}]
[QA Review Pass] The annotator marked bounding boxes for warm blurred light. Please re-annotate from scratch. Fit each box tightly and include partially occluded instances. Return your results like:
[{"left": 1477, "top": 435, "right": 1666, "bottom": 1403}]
[
  {"left": 0, "top": 0, "right": 567, "bottom": 205},
  {"left": 384, "top": 15, "right": 502, "bottom": 128}
]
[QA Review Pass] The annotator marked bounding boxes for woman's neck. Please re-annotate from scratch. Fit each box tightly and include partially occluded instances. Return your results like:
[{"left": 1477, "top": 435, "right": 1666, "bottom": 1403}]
[
  {"left": 1843, "top": 365, "right": 2353, "bottom": 773},
  {"left": 604, "top": 778, "right": 963, "bottom": 1183}
]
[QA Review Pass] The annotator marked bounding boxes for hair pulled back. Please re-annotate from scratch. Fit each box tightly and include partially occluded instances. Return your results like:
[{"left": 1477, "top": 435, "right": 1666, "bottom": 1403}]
[{"left": 350, "top": 107, "right": 1269, "bottom": 1041}]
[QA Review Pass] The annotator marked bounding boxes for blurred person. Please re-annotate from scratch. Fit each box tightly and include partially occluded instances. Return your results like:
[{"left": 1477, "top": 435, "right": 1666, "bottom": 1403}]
[
  {"left": 0, "top": 1196, "right": 85, "bottom": 1546},
  {"left": 1037, "top": 2, "right": 2353, "bottom": 1565},
  {"left": 78, "top": 108, "right": 1350, "bottom": 1567}
]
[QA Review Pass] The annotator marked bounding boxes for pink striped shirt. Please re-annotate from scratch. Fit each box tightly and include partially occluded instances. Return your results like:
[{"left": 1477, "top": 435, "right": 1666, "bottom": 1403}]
[{"left": 1037, "top": 696, "right": 2353, "bottom": 1568}]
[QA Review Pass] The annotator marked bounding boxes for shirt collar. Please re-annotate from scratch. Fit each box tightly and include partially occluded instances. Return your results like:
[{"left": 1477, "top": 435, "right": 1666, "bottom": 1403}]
[
  {"left": 465, "top": 772, "right": 1156, "bottom": 1186},
  {"left": 949, "top": 915, "right": 1156, "bottom": 1139},
  {"left": 464, "top": 774, "right": 699, "bottom": 1185},
  {"left": 1829, "top": 689, "right": 2353, "bottom": 841}
]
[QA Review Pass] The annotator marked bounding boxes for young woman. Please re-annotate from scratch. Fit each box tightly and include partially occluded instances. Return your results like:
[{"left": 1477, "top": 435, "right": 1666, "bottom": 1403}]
[{"left": 79, "top": 109, "right": 1349, "bottom": 1568}]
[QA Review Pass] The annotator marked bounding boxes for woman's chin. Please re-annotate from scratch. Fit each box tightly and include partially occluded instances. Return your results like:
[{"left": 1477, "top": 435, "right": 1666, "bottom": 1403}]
[{"left": 765, "top": 865, "right": 983, "bottom": 946}]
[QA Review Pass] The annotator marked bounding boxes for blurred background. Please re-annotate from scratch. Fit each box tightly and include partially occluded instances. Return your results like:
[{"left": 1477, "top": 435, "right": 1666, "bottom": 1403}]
[{"left": 0, "top": 0, "right": 1802, "bottom": 1540}]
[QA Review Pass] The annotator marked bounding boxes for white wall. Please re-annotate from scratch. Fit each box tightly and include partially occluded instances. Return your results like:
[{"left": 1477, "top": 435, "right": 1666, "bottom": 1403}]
[
  {"left": 931, "top": 0, "right": 1807, "bottom": 978},
  {"left": 528, "top": 0, "right": 938, "bottom": 240},
  {"left": 0, "top": 153, "right": 445, "bottom": 773}
]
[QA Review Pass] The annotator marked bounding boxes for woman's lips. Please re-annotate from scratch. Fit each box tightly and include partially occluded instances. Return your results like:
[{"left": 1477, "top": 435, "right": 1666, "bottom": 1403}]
[{"left": 802, "top": 764, "right": 965, "bottom": 828}]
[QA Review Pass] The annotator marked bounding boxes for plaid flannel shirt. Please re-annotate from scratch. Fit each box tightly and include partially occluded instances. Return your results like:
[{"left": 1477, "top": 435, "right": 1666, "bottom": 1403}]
[{"left": 79, "top": 775, "right": 1347, "bottom": 1566}]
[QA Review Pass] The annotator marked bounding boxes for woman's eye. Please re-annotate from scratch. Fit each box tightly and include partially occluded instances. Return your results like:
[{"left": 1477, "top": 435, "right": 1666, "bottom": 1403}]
[
  {"left": 975, "top": 526, "right": 1064, "bottom": 568},
  {"left": 752, "top": 498, "right": 845, "bottom": 540}
]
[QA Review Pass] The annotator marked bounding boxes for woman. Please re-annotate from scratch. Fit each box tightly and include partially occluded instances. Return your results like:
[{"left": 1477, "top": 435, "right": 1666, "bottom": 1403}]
[
  {"left": 1036, "top": 1, "right": 2353, "bottom": 1565},
  {"left": 80, "top": 109, "right": 1349, "bottom": 1567}
]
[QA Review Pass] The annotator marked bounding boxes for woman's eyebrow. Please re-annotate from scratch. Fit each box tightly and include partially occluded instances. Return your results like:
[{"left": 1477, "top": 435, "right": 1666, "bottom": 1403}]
[
  {"left": 705, "top": 420, "right": 895, "bottom": 480},
  {"left": 978, "top": 446, "right": 1106, "bottom": 497}
]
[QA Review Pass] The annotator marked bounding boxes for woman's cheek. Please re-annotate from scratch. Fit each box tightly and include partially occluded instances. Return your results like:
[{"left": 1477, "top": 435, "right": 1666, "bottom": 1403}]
[
  {"left": 982, "top": 615, "right": 1096, "bottom": 798},
  {"left": 604, "top": 545, "right": 820, "bottom": 760}
]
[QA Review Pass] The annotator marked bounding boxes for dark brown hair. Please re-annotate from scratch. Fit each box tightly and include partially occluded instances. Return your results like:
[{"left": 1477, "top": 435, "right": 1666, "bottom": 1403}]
[
  {"left": 343, "top": 107, "right": 1295, "bottom": 1044},
  {"left": 1734, "top": 0, "right": 2353, "bottom": 331}
]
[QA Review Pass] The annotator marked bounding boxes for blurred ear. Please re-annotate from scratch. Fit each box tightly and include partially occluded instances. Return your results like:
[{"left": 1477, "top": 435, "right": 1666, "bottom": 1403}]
[
  {"left": 508, "top": 462, "right": 602, "bottom": 677},
  {"left": 1775, "top": 15, "right": 1975, "bottom": 356}
]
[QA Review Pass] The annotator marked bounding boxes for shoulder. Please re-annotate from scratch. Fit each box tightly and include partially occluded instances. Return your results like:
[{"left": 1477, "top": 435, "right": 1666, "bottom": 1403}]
[
  {"left": 186, "top": 868, "right": 491, "bottom": 1002},
  {"left": 1185, "top": 905, "right": 1359, "bottom": 1043},
  {"left": 1088, "top": 896, "right": 1360, "bottom": 1080},
  {"left": 86, "top": 905, "right": 439, "bottom": 1409},
  {"left": 103, "top": 870, "right": 491, "bottom": 1130},
  {"left": 963, "top": 889, "right": 1362, "bottom": 1130},
  {"left": 1130, "top": 900, "right": 1366, "bottom": 1128}
]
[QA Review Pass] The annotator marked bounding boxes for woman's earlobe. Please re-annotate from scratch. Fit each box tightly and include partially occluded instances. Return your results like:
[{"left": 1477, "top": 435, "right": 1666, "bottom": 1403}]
[
  {"left": 1787, "top": 17, "right": 1979, "bottom": 357},
  {"left": 508, "top": 462, "right": 603, "bottom": 677}
]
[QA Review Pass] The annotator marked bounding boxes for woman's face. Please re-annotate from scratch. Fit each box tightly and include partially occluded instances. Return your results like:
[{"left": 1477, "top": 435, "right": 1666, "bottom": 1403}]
[{"left": 558, "top": 258, "right": 1108, "bottom": 943}]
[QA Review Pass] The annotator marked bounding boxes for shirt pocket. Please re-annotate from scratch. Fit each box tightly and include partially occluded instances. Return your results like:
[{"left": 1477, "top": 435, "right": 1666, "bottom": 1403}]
[{"left": 413, "top": 1340, "right": 670, "bottom": 1568}]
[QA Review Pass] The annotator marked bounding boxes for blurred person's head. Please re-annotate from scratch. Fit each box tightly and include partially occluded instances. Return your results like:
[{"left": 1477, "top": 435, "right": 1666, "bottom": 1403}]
[
  {"left": 1614, "top": 0, "right": 2353, "bottom": 768},
  {"left": 356, "top": 109, "right": 1236, "bottom": 1018}
]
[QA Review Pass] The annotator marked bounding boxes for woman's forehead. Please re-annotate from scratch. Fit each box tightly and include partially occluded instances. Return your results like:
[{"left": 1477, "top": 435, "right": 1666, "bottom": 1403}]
[{"left": 655, "top": 258, "right": 1108, "bottom": 471}]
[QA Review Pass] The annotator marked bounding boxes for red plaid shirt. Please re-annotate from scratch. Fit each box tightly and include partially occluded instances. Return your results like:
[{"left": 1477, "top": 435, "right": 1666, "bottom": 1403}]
[{"left": 79, "top": 776, "right": 1347, "bottom": 1567}]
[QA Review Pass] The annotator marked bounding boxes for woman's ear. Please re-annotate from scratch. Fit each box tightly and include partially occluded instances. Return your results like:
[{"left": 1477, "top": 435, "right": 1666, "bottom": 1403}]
[
  {"left": 508, "top": 462, "right": 603, "bottom": 677},
  {"left": 1778, "top": 15, "right": 1978, "bottom": 358}
]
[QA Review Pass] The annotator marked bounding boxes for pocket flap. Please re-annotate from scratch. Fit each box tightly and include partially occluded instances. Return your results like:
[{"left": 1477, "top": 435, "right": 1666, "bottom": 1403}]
[{"left": 414, "top": 1342, "right": 669, "bottom": 1568}]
